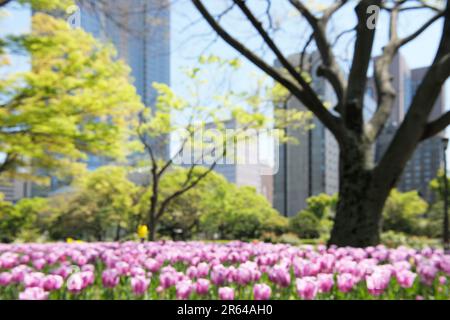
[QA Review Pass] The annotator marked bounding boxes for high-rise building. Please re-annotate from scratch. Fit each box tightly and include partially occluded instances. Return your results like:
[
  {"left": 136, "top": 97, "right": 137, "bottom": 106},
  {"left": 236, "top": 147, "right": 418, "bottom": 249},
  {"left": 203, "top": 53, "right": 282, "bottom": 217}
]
[
  {"left": 371, "top": 54, "right": 446, "bottom": 203},
  {"left": 0, "top": 179, "right": 32, "bottom": 203},
  {"left": 78, "top": 0, "right": 171, "bottom": 169},
  {"left": 273, "top": 54, "right": 340, "bottom": 217}
]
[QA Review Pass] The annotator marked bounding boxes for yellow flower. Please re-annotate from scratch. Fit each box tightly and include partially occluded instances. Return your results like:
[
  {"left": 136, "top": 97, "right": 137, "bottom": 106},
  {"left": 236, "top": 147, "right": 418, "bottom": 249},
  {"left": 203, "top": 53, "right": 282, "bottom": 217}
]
[
  {"left": 66, "top": 237, "right": 74, "bottom": 243},
  {"left": 137, "top": 225, "right": 148, "bottom": 239}
]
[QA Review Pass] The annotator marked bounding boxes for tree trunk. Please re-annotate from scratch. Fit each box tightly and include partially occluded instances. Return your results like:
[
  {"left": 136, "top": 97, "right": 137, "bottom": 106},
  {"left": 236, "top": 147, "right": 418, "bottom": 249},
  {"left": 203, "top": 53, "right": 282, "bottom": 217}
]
[
  {"left": 148, "top": 167, "right": 159, "bottom": 241},
  {"left": 114, "top": 224, "right": 121, "bottom": 241},
  {"left": 149, "top": 211, "right": 156, "bottom": 241},
  {"left": 329, "top": 138, "right": 391, "bottom": 247}
]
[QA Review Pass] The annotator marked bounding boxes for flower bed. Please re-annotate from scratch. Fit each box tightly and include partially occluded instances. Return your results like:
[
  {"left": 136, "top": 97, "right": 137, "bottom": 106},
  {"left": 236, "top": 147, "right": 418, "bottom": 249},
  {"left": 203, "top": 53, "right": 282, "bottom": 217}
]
[{"left": 0, "top": 241, "right": 449, "bottom": 300}]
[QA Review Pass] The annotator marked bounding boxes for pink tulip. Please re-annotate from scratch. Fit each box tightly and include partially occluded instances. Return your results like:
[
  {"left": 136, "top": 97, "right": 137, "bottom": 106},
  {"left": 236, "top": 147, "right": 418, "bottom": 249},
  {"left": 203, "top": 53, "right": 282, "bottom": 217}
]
[
  {"left": 32, "top": 258, "right": 47, "bottom": 270},
  {"left": 0, "top": 272, "right": 12, "bottom": 286},
  {"left": 366, "top": 270, "right": 391, "bottom": 296},
  {"left": 19, "top": 287, "right": 49, "bottom": 300},
  {"left": 253, "top": 283, "right": 271, "bottom": 300},
  {"left": 160, "top": 272, "right": 178, "bottom": 289},
  {"left": 11, "top": 265, "right": 32, "bottom": 283},
  {"left": 186, "top": 266, "right": 198, "bottom": 279},
  {"left": 24, "top": 272, "right": 45, "bottom": 288},
  {"left": 417, "top": 263, "right": 438, "bottom": 285},
  {"left": 195, "top": 278, "right": 210, "bottom": 295},
  {"left": 268, "top": 265, "right": 291, "bottom": 287},
  {"left": 81, "top": 264, "right": 95, "bottom": 273},
  {"left": 317, "top": 273, "right": 334, "bottom": 293},
  {"left": 235, "top": 267, "right": 252, "bottom": 286},
  {"left": 102, "top": 269, "right": 120, "bottom": 288},
  {"left": 144, "top": 258, "right": 161, "bottom": 273},
  {"left": 296, "top": 277, "right": 318, "bottom": 300},
  {"left": 211, "top": 265, "right": 227, "bottom": 286},
  {"left": 131, "top": 276, "right": 150, "bottom": 296},
  {"left": 81, "top": 271, "right": 95, "bottom": 287},
  {"left": 218, "top": 287, "right": 235, "bottom": 300},
  {"left": 115, "top": 261, "right": 130, "bottom": 276},
  {"left": 130, "top": 266, "right": 146, "bottom": 277},
  {"left": 42, "top": 275, "right": 64, "bottom": 291},
  {"left": 176, "top": 280, "right": 193, "bottom": 300},
  {"left": 396, "top": 270, "right": 416, "bottom": 288},
  {"left": 337, "top": 273, "right": 357, "bottom": 293},
  {"left": 67, "top": 273, "right": 84, "bottom": 293},
  {"left": 196, "top": 262, "right": 210, "bottom": 277}
]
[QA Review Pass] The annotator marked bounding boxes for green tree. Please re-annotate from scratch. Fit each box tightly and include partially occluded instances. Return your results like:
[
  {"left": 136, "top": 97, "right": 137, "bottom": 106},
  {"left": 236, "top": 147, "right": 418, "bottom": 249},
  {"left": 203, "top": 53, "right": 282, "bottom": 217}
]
[
  {"left": 200, "top": 183, "right": 285, "bottom": 240},
  {"left": 153, "top": 168, "right": 230, "bottom": 240},
  {"left": 382, "top": 189, "right": 428, "bottom": 234},
  {"left": 430, "top": 169, "right": 449, "bottom": 201},
  {"left": 0, "top": 195, "right": 49, "bottom": 242},
  {"left": 0, "top": 13, "right": 143, "bottom": 180},
  {"left": 0, "top": 0, "right": 71, "bottom": 10},
  {"left": 289, "top": 210, "right": 321, "bottom": 239},
  {"left": 50, "top": 166, "right": 141, "bottom": 241},
  {"left": 305, "top": 193, "right": 338, "bottom": 219}
]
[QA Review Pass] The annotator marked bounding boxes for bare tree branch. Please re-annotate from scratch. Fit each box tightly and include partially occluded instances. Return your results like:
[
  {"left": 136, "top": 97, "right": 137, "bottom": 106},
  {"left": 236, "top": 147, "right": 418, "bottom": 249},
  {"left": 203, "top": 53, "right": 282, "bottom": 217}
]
[
  {"left": 421, "top": 110, "right": 450, "bottom": 140},
  {"left": 0, "top": 0, "right": 12, "bottom": 8},
  {"left": 289, "top": 0, "right": 347, "bottom": 104},
  {"left": 399, "top": 11, "right": 444, "bottom": 47},
  {"left": 375, "top": 0, "right": 450, "bottom": 184},
  {"left": 191, "top": 0, "right": 344, "bottom": 141},
  {"left": 367, "top": 4, "right": 444, "bottom": 141},
  {"left": 345, "top": 0, "right": 381, "bottom": 134}
]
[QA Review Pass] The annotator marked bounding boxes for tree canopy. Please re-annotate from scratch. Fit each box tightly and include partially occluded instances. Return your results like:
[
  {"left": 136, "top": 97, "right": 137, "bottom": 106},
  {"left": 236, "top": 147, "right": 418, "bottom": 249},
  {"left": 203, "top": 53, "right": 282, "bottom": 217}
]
[{"left": 0, "top": 12, "right": 143, "bottom": 181}]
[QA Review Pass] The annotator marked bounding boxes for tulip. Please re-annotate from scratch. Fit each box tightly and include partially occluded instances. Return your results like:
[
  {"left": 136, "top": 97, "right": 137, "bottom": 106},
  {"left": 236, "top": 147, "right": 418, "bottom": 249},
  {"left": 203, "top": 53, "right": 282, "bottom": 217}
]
[
  {"left": 23, "top": 272, "right": 45, "bottom": 288},
  {"left": 67, "top": 272, "right": 84, "bottom": 293},
  {"left": 42, "top": 275, "right": 64, "bottom": 291},
  {"left": 337, "top": 273, "right": 357, "bottom": 293},
  {"left": 211, "top": 265, "right": 227, "bottom": 286},
  {"left": 417, "top": 263, "right": 438, "bottom": 285},
  {"left": 131, "top": 276, "right": 150, "bottom": 296},
  {"left": 268, "top": 265, "right": 291, "bottom": 287},
  {"left": 0, "top": 272, "right": 12, "bottom": 286},
  {"left": 102, "top": 269, "right": 120, "bottom": 288},
  {"left": 195, "top": 278, "right": 210, "bottom": 295},
  {"left": 235, "top": 267, "right": 252, "bottom": 286},
  {"left": 144, "top": 258, "right": 162, "bottom": 273},
  {"left": 186, "top": 266, "right": 198, "bottom": 279},
  {"left": 253, "top": 283, "right": 271, "bottom": 300},
  {"left": 296, "top": 277, "right": 318, "bottom": 300},
  {"left": 366, "top": 270, "right": 390, "bottom": 296},
  {"left": 33, "top": 258, "right": 47, "bottom": 270},
  {"left": 196, "top": 262, "right": 210, "bottom": 277},
  {"left": 218, "top": 287, "right": 235, "bottom": 300},
  {"left": 81, "top": 271, "right": 95, "bottom": 287},
  {"left": 396, "top": 270, "right": 416, "bottom": 288},
  {"left": 160, "top": 272, "right": 177, "bottom": 289},
  {"left": 317, "top": 273, "right": 334, "bottom": 293},
  {"left": 176, "top": 280, "right": 193, "bottom": 300},
  {"left": 11, "top": 265, "right": 32, "bottom": 283},
  {"left": 19, "top": 287, "right": 49, "bottom": 300}
]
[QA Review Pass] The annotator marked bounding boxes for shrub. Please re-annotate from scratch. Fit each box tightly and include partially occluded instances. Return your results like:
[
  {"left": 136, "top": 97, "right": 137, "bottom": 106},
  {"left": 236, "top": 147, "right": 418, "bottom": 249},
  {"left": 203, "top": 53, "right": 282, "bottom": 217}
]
[
  {"left": 381, "top": 231, "right": 440, "bottom": 248},
  {"left": 289, "top": 210, "right": 320, "bottom": 239},
  {"left": 382, "top": 189, "right": 428, "bottom": 235}
]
